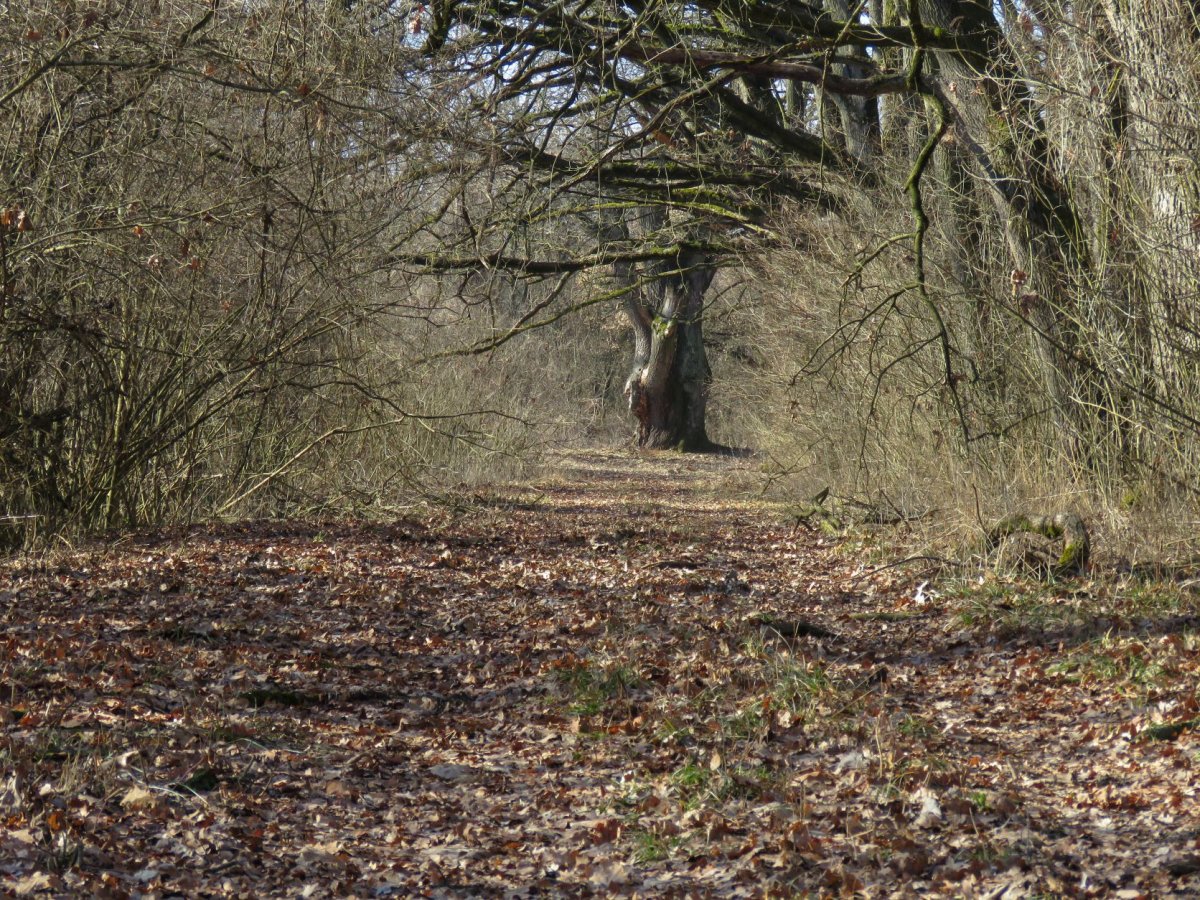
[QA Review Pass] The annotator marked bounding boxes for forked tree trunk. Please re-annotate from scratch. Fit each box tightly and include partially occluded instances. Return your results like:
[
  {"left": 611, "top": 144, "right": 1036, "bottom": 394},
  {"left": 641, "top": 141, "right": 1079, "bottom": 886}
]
[{"left": 621, "top": 248, "right": 715, "bottom": 450}]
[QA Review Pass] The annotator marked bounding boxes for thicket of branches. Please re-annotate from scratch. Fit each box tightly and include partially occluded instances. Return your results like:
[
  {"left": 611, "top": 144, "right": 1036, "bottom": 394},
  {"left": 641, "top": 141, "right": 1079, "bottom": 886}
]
[
  {"left": 0, "top": 1, "right": 624, "bottom": 546},
  {"left": 4, "top": 0, "right": 1200, "bottom": 548},
  {"left": 743, "top": 2, "right": 1200, "bottom": 528}
]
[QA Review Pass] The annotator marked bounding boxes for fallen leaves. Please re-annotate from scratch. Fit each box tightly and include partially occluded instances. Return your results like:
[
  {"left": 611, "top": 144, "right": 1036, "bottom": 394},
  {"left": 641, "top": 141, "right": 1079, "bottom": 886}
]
[
  {"left": 912, "top": 787, "right": 944, "bottom": 829},
  {"left": 1, "top": 449, "right": 1199, "bottom": 895},
  {"left": 119, "top": 787, "right": 159, "bottom": 812}
]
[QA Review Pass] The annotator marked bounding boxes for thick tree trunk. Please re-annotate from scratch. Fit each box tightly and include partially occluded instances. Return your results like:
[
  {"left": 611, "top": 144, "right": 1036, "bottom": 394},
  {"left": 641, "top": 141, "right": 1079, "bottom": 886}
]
[
  {"left": 823, "top": 0, "right": 880, "bottom": 165},
  {"left": 1098, "top": 0, "right": 1200, "bottom": 399},
  {"left": 922, "top": 0, "right": 1089, "bottom": 454},
  {"left": 622, "top": 248, "right": 716, "bottom": 450},
  {"left": 876, "top": 0, "right": 922, "bottom": 157}
]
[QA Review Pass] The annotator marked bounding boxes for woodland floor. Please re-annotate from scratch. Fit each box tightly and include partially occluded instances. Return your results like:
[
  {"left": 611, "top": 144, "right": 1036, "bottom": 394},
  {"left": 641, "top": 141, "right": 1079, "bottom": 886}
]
[{"left": 3, "top": 450, "right": 1200, "bottom": 898}]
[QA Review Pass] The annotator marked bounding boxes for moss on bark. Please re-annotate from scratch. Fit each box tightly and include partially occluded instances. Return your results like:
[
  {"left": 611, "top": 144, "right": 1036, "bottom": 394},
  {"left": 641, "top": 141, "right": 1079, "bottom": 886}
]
[{"left": 984, "top": 512, "right": 1090, "bottom": 577}]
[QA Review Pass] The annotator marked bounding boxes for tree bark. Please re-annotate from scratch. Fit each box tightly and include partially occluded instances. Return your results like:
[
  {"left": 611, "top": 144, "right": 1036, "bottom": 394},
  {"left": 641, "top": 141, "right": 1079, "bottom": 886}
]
[
  {"left": 621, "top": 248, "right": 716, "bottom": 450},
  {"left": 1097, "top": 0, "right": 1200, "bottom": 399},
  {"left": 921, "top": 0, "right": 1088, "bottom": 454},
  {"left": 823, "top": 0, "right": 881, "bottom": 165}
]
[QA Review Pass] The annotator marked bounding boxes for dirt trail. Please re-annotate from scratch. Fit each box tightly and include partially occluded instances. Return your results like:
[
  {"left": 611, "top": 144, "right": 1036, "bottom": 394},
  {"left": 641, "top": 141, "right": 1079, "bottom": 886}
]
[{"left": 3, "top": 449, "right": 1199, "bottom": 897}]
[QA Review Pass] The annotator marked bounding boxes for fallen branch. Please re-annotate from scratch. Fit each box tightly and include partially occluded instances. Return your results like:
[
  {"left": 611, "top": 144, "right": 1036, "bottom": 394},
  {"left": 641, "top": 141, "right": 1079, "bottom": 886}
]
[
  {"left": 851, "top": 554, "right": 960, "bottom": 586},
  {"left": 746, "top": 612, "right": 838, "bottom": 641}
]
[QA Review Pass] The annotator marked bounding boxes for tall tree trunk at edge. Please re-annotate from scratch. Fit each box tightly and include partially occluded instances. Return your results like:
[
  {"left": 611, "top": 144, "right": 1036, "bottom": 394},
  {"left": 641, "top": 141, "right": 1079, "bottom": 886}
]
[{"left": 923, "top": 0, "right": 1088, "bottom": 457}]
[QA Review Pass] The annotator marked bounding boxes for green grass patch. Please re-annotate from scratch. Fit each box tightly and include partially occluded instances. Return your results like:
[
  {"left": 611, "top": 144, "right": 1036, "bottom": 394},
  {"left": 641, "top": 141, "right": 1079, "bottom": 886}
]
[
  {"left": 1120, "top": 582, "right": 1195, "bottom": 617},
  {"left": 722, "top": 703, "right": 766, "bottom": 741},
  {"left": 628, "top": 827, "right": 682, "bottom": 863},
  {"left": 1045, "top": 638, "right": 1169, "bottom": 693},
  {"left": 774, "top": 660, "right": 834, "bottom": 710},
  {"left": 898, "top": 714, "right": 937, "bottom": 739},
  {"left": 551, "top": 659, "right": 643, "bottom": 717},
  {"left": 969, "top": 790, "right": 991, "bottom": 812},
  {"left": 946, "top": 579, "right": 1078, "bottom": 633},
  {"left": 668, "top": 759, "right": 778, "bottom": 809}
]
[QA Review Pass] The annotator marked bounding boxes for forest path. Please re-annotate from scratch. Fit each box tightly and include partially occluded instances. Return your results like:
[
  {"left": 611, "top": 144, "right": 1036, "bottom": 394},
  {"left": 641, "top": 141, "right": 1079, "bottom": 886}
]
[{"left": 3, "top": 449, "right": 1199, "bottom": 896}]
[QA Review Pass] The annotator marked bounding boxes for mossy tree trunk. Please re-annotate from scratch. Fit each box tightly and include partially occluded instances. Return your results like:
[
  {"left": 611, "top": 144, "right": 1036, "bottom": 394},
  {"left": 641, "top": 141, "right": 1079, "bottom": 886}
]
[{"left": 622, "top": 248, "right": 716, "bottom": 451}]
